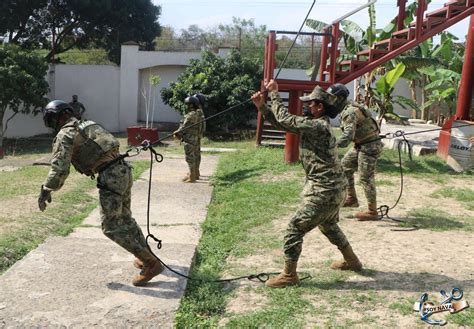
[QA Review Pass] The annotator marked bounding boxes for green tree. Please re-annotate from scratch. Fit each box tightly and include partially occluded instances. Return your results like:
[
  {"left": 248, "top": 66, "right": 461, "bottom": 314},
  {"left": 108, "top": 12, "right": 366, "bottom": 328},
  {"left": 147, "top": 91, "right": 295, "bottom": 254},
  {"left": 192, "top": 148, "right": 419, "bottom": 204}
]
[
  {"left": 161, "top": 49, "right": 261, "bottom": 132},
  {"left": 0, "top": 45, "right": 49, "bottom": 158},
  {"left": 0, "top": 0, "right": 162, "bottom": 64},
  {"left": 394, "top": 32, "right": 464, "bottom": 121}
]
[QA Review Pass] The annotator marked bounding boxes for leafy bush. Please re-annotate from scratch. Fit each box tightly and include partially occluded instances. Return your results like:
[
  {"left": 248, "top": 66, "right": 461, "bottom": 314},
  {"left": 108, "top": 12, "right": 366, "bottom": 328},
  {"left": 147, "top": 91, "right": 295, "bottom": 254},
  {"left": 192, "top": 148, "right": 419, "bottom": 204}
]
[{"left": 161, "top": 49, "right": 262, "bottom": 132}]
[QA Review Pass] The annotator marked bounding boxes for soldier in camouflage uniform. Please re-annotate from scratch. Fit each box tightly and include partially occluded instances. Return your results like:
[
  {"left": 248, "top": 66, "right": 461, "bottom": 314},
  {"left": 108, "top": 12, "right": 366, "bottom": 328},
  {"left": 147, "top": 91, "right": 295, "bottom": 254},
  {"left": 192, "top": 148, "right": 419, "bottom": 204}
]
[
  {"left": 69, "top": 95, "right": 86, "bottom": 120},
  {"left": 38, "top": 100, "right": 163, "bottom": 286},
  {"left": 328, "top": 83, "right": 383, "bottom": 221},
  {"left": 174, "top": 95, "right": 205, "bottom": 183},
  {"left": 251, "top": 80, "right": 362, "bottom": 288}
]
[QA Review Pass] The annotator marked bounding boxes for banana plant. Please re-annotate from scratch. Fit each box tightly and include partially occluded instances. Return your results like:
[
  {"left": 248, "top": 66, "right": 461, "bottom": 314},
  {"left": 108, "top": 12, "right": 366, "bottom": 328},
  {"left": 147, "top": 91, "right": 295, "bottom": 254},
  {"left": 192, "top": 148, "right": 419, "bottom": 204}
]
[
  {"left": 371, "top": 62, "right": 418, "bottom": 125},
  {"left": 418, "top": 66, "right": 461, "bottom": 123}
]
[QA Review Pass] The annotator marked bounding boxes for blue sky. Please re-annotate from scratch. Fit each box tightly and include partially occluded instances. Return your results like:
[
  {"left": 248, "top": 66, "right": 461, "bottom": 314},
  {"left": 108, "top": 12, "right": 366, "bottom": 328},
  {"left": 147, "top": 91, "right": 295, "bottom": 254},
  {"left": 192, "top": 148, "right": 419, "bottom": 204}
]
[{"left": 154, "top": 0, "right": 471, "bottom": 40}]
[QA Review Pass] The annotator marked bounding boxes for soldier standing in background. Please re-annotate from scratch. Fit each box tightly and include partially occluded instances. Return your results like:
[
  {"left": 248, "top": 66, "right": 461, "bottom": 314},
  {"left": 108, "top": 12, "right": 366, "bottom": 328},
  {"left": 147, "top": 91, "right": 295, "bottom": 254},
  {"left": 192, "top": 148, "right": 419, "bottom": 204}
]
[
  {"left": 174, "top": 94, "right": 205, "bottom": 183},
  {"left": 251, "top": 80, "right": 362, "bottom": 289},
  {"left": 328, "top": 83, "right": 384, "bottom": 221},
  {"left": 38, "top": 100, "right": 163, "bottom": 286},
  {"left": 69, "top": 95, "right": 86, "bottom": 120}
]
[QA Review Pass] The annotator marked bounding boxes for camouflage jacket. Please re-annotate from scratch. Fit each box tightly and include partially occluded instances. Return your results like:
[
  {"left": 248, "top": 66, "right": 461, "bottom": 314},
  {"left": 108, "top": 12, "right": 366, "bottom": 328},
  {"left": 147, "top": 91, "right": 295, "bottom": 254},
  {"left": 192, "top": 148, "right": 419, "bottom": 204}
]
[
  {"left": 69, "top": 101, "right": 86, "bottom": 118},
  {"left": 43, "top": 117, "right": 119, "bottom": 191},
  {"left": 258, "top": 91, "right": 346, "bottom": 191},
  {"left": 178, "top": 110, "right": 204, "bottom": 144},
  {"left": 337, "top": 101, "right": 380, "bottom": 148}
]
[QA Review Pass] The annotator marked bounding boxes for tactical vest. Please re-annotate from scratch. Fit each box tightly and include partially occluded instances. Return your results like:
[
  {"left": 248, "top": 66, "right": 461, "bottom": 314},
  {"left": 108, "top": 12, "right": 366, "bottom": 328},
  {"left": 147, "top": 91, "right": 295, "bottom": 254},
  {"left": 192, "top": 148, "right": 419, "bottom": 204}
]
[
  {"left": 351, "top": 103, "right": 380, "bottom": 144},
  {"left": 71, "top": 121, "right": 119, "bottom": 175}
]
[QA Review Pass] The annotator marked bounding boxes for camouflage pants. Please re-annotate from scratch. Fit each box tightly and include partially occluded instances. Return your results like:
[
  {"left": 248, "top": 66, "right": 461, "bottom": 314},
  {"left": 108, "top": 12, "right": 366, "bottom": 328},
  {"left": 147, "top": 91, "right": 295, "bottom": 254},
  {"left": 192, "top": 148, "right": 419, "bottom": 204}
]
[
  {"left": 284, "top": 183, "right": 349, "bottom": 262},
  {"left": 98, "top": 161, "right": 148, "bottom": 255},
  {"left": 341, "top": 141, "right": 383, "bottom": 205},
  {"left": 184, "top": 140, "right": 201, "bottom": 173}
]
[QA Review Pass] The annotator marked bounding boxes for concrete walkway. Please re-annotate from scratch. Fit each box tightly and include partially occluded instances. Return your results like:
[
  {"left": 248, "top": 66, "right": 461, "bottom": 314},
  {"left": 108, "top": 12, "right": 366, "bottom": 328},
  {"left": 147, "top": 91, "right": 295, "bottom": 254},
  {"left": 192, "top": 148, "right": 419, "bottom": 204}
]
[{"left": 0, "top": 154, "right": 218, "bottom": 328}]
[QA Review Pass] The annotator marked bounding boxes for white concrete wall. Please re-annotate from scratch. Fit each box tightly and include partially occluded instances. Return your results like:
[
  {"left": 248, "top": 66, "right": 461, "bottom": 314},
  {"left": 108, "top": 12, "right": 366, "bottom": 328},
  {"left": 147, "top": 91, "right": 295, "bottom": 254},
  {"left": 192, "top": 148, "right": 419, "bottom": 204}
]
[
  {"left": 54, "top": 64, "right": 121, "bottom": 132},
  {"left": 119, "top": 45, "right": 201, "bottom": 130},
  {"left": 3, "top": 44, "right": 425, "bottom": 138},
  {"left": 138, "top": 65, "right": 187, "bottom": 124}
]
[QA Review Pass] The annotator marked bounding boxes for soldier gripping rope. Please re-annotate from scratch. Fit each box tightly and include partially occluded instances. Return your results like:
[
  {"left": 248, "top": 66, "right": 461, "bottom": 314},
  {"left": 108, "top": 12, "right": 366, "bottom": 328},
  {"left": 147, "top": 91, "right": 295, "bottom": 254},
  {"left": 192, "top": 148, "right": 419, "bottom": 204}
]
[
  {"left": 251, "top": 80, "right": 362, "bottom": 288},
  {"left": 328, "top": 83, "right": 384, "bottom": 221},
  {"left": 38, "top": 100, "right": 163, "bottom": 286},
  {"left": 173, "top": 94, "right": 206, "bottom": 183}
]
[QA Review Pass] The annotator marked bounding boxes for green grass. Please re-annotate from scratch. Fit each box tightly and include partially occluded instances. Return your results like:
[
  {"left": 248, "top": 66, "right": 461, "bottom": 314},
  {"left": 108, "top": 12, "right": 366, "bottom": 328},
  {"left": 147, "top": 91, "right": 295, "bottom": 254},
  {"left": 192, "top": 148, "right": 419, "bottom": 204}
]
[
  {"left": 175, "top": 146, "right": 302, "bottom": 327},
  {"left": 389, "top": 299, "right": 413, "bottom": 316},
  {"left": 450, "top": 307, "right": 474, "bottom": 327},
  {"left": 0, "top": 165, "right": 50, "bottom": 199},
  {"left": 0, "top": 160, "right": 150, "bottom": 273},
  {"left": 431, "top": 187, "right": 474, "bottom": 211},
  {"left": 2, "top": 135, "right": 53, "bottom": 158},
  {"left": 377, "top": 149, "right": 474, "bottom": 178}
]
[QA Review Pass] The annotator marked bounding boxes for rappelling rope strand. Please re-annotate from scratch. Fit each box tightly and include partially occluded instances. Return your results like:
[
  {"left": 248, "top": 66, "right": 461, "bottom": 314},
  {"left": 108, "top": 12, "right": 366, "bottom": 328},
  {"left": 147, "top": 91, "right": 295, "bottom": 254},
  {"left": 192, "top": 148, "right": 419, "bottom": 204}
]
[
  {"left": 147, "top": 0, "right": 318, "bottom": 149},
  {"left": 137, "top": 0, "right": 318, "bottom": 284}
]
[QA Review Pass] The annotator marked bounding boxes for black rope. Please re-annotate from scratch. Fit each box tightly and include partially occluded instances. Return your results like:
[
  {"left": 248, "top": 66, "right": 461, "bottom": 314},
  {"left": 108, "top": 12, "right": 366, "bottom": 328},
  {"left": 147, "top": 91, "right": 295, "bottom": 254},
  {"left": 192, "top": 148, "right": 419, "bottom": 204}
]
[
  {"left": 127, "top": 1, "right": 319, "bottom": 284},
  {"left": 145, "top": 0, "right": 318, "bottom": 149},
  {"left": 350, "top": 121, "right": 473, "bottom": 230},
  {"left": 376, "top": 131, "right": 411, "bottom": 222},
  {"left": 135, "top": 141, "right": 312, "bottom": 283}
]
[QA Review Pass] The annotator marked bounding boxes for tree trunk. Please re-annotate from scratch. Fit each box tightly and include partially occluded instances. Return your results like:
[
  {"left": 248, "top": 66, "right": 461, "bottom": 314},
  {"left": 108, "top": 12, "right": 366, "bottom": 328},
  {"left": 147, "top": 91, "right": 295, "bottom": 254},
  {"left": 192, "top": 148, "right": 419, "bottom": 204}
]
[
  {"left": 420, "top": 76, "right": 429, "bottom": 121},
  {"left": 410, "top": 80, "right": 418, "bottom": 119},
  {"left": 0, "top": 108, "right": 5, "bottom": 159}
]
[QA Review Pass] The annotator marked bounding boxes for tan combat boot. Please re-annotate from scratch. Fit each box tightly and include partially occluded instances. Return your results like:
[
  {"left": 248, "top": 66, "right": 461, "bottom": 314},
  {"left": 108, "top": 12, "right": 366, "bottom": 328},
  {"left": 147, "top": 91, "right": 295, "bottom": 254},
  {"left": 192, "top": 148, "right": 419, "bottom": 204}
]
[
  {"left": 330, "top": 245, "right": 363, "bottom": 271},
  {"left": 342, "top": 187, "right": 359, "bottom": 207},
  {"left": 183, "top": 170, "right": 197, "bottom": 183},
  {"left": 195, "top": 168, "right": 200, "bottom": 180},
  {"left": 132, "top": 248, "right": 164, "bottom": 286},
  {"left": 355, "top": 203, "right": 379, "bottom": 221},
  {"left": 182, "top": 173, "right": 190, "bottom": 182},
  {"left": 265, "top": 261, "right": 299, "bottom": 288}
]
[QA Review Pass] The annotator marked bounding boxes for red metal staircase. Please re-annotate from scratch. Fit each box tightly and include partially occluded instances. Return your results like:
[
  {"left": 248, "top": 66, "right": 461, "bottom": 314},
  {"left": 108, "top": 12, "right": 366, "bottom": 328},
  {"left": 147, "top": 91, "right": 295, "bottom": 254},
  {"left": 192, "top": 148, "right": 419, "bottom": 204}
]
[{"left": 256, "top": 0, "right": 474, "bottom": 161}]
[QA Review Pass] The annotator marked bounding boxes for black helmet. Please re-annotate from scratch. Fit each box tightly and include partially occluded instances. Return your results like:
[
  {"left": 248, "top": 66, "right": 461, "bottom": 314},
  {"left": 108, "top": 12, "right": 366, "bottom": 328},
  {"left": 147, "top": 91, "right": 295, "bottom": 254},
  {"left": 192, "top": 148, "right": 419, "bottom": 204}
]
[
  {"left": 184, "top": 95, "right": 200, "bottom": 108},
  {"left": 327, "top": 83, "right": 350, "bottom": 99},
  {"left": 42, "top": 100, "right": 73, "bottom": 129},
  {"left": 193, "top": 93, "right": 205, "bottom": 107}
]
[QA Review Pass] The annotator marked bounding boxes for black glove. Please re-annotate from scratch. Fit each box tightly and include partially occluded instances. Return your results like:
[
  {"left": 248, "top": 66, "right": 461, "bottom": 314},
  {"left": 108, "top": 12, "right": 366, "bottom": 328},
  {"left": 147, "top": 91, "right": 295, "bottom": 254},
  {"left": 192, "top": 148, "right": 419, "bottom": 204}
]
[{"left": 38, "top": 185, "right": 52, "bottom": 212}]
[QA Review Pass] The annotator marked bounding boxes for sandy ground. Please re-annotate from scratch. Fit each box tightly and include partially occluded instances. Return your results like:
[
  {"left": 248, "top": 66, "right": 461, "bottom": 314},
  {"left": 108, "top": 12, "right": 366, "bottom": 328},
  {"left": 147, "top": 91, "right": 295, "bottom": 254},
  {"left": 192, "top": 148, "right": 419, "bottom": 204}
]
[{"left": 222, "top": 173, "right": 474, "bottom": 328}]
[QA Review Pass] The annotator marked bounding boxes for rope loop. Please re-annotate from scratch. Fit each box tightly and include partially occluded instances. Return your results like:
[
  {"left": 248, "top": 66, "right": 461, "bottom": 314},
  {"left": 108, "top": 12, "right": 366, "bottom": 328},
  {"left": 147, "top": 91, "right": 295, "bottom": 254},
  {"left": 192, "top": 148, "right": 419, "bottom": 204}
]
[
  {"left": 146, "top": 234, "right": 162, "bottom": 250},
  {"left": 377, "top": 205, "right": 390, "bottom": 219}
]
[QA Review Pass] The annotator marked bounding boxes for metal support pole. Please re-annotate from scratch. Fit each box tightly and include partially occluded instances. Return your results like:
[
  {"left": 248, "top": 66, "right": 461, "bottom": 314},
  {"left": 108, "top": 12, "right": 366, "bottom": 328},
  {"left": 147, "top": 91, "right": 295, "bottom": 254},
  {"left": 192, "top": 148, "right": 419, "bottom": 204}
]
[
  {"left": 284, "top": 90, "right": 303, "bottom": 163},
  {"left": 438, "top": 14, "right": 474, "bottom": 160},
  {"left": 455, "top": 14, "right": 474, "bottom": 120},
  {"left": 397, "top": 0, "right": 407, "bottom": 31}
]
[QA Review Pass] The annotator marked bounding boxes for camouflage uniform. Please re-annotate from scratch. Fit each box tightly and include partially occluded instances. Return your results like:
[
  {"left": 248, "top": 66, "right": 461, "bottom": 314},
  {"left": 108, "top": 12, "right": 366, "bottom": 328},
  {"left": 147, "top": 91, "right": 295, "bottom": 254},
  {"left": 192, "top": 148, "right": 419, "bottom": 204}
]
[
  {"left": 178, "top": 109, "right": 204, "bottom": 176},
  {"left": 69, "top": 101, "right": 86, "bottom": 119},
  {"left": 337, "top": 101, "right": 383, "bottom": 207},
  {"left": 43, "top": 117, "right": 148, "bottom": 256},
  {"left": 258, "top": 90, "right": 350, "bottom": 262}
]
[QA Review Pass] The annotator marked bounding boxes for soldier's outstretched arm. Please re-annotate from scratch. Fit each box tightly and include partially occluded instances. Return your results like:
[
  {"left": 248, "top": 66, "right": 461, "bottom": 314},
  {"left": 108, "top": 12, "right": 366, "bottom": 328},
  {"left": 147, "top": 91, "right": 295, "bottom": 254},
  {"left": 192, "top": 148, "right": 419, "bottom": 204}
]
[{"left": 39, "top": 128, "right": 75, "bottom": 210}]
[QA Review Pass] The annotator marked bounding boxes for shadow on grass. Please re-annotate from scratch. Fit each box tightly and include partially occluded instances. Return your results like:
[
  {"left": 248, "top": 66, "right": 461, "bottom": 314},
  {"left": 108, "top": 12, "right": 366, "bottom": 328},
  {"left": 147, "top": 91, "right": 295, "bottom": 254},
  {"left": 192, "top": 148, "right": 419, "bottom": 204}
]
[
  {"left": 215, "top": 167, "right": 265, "bottom": 186},
  {"left": 304, "top": 269, "right": 474, "bottom": 293},
  {"left": 391, "top": 208, "right": 473, "bottom": 231},
  {"left": 3, "top": 135, "right": 53, "bottom": 157}
]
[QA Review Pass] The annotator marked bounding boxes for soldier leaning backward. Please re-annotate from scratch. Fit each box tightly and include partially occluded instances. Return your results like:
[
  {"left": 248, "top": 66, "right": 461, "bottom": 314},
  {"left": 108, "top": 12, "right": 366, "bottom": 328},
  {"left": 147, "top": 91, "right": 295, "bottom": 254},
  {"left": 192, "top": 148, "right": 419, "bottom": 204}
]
[
  {"left": 251, "top": 80, "right": 363, "bottom": 288},
  {"left": 328, "top": 83, "right": 384, "bottom": 221},
  {"left": 38, "top": 100, "right": 163, "bottom": 286}
]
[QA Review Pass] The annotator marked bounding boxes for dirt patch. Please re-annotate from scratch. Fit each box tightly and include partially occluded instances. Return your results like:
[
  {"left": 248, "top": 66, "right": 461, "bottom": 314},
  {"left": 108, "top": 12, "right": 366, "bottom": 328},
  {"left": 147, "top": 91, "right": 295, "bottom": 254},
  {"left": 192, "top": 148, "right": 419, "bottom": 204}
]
[
  {"left": 223, "top": 173, "right": 474, "bottom": 327},
  {"left": 258, "top": 170, "right": 303, "bottom": 183},
  {"left": 0, "top": 166, "right": 20, "bottom": 172}
]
